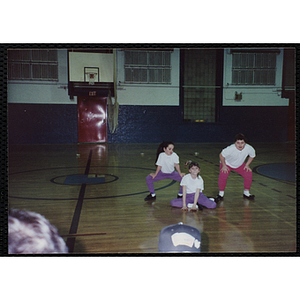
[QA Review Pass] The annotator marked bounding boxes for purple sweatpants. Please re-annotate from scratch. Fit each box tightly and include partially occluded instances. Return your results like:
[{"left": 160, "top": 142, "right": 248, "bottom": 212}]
[
  {"left": 218, "top": 163, "right": 253, "bottom": 191},
  {"left": 146, "top": 170, "right": 183, "bottom": 194},
  {"left": 171, "top": 192, "right": 216, "bottom": 209}
]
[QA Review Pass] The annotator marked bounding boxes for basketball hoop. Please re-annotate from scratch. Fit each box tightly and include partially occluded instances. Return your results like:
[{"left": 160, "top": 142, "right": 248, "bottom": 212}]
[{"left": 84, "top": 67, "right": 99, "bottom": 85}]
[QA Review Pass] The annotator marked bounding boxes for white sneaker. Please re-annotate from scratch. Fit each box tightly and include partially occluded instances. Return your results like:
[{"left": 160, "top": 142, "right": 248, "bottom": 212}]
[{"left": 187, "top": 203, "right": 198, "bottom": 209}]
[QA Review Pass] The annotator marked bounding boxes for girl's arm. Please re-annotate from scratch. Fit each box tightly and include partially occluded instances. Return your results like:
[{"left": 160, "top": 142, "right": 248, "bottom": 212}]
[
  {"left": 191, "top": 188, "right": 200, "bottom": 211},
  {"left": 220, "top": 153, "right": 230, "bottom": 173},
  {"left": 174, "top": 163, "right": 184, "bottom": 177},
  {"left": 244, "top": 156, "right": 254, "bottom": 172},
  {"left": 150, "top": 165, "right": 162, "bottom": 179},
  {"left": 181, "top": 185, "right": 188, "bottom": 211}
]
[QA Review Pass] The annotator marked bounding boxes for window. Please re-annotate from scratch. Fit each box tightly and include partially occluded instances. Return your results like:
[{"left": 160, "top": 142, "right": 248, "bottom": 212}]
[
  {"left": 124, "top": 50, "right": 171, "bottom": 84},
  {"left": 8, "top": 49, "right": 58, "bottom": 81},
  {"left": 232, "top": 52, "right": 277, "bottom": 85}
]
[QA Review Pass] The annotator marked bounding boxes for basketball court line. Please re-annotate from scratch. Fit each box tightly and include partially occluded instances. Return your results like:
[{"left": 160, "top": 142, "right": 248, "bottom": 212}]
[
  {"left": 64, "top": 150, "right": 177, "bottom": 253},
  {"left": 195, "top": 155, "right": 296, "bottom": 202},
  {"left": 8, "top": 166, "right": 176, "bottom": 201},
  {"left": 66, "top": 149, "right": 93, "bottom": 253},
  {"left": 251, "top": 201, "right": 296, "bottom": 229},
  {"left": 252, "top": 164, "right": 295, "bottom": 185}
]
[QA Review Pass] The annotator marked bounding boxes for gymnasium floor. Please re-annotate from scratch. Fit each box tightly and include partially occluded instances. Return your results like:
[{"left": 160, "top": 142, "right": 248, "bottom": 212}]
[{"left": 8, "top": 142, "right": 297, "bottom": 254}]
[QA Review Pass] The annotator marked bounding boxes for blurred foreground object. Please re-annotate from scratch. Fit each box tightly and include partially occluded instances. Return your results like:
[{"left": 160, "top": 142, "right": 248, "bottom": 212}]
[
  {"left": 158, "top": 222, "right": 201, "bottom": 253},
  {"left": 9, "top": 209, "right": 68, "bottom": 254}
]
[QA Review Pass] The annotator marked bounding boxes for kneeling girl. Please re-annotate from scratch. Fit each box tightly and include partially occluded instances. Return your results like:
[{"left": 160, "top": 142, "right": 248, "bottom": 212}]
[{"left": 171, "top": 161, "right": 216, "bottom": 211}]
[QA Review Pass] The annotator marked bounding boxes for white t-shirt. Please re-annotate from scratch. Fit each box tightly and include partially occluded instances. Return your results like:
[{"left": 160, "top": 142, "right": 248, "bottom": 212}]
[
  {"left": 221, "top": 144, "right": 256, "bottom": 169},
  {"left": 156, "top": 152, "right": 179, "bottom": 174},
  {"left": 180, "top": 173, "right": 204, "bottom": 194}
]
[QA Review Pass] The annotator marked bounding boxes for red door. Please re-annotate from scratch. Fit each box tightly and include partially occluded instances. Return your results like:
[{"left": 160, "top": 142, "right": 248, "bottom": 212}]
[{"left": 77, "top": 97, "right": 107, "bottom": 143}]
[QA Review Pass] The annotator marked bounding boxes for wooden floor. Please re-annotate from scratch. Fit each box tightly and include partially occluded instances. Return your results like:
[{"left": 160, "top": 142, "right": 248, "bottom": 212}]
[{"left": 8, "top": 142, "right": 297, "bottom": 254}]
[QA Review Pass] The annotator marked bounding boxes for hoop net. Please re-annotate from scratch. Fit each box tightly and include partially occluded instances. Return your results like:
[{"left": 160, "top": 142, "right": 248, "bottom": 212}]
[{"left": 88, "top": 73, "right": 95, "bottom": 85}]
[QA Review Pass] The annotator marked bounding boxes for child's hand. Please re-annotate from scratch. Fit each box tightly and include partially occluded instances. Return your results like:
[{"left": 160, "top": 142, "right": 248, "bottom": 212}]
[
  {"left": 190, "top": 204, "right": 198, "bottom": 212},
  {"left": 184, "top": 160, "right": 192, "bottom": 168},
  {"left": 221, "top": 165, "right": 230, "bottom": 173},
  {"left": 181, "top": 205, "right": 188, "bottom": 211},
  {"left": 243, "top": 165, "right": 252, "bottom": 172},
  {"left": 150, "top": 173, "right": 156, "bottom": 179}
]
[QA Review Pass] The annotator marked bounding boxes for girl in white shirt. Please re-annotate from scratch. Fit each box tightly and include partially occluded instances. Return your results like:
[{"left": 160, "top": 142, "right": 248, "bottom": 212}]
[
  {"left": 216, "top": 133, "right": 256, "bottom": 201},
  {"left": 171, "top": 161, "right": 216, "bottom": 211},
  {"left": 145, "top": 141, "right": 184, "bottom": 201}
]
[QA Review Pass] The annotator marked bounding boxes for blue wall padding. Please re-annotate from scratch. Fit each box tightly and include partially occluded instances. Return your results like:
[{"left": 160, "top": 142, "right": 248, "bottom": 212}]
[
  {"left": 8, "top": 103, "right": 78, "bottom": 144},
  {"left": 8, "top": 104, "right": 288, "bottom": 144}
]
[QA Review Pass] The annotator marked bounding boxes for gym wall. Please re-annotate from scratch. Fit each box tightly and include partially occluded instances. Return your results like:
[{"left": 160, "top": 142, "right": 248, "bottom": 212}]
[{"left": 7, "top": 48, "right": 290, "bottom": 144}]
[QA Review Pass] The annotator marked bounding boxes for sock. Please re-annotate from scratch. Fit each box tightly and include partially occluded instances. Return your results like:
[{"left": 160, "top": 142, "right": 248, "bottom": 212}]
[
  {"left": 219, "top": 191, "right": 224, "bottom": 197},
  {"left": 151, "top": 193, "right": 156, "bottom": 197},
  {"left": 178, "top": 193, "right": 183, "bottom": 196},
  {"left": 244, "top": 190, "right": 250, "bottom": 196}
]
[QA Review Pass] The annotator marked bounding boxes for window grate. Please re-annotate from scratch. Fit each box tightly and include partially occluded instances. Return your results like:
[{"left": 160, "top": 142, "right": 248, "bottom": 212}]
[
  {"left": 183, "top": 88, "right": 216, "bottom": 122},
  {"left": 124, "top": 50, "right": 171, "bottom": 84},
  {"left": 182, "top": 49, "right": 218, "bottom": 123},
  {"left": 232, "top": 52, "right": 277, "bottom": 85},
  {"left": 8, "top": 49, "right": 58, "bottom": 81}
]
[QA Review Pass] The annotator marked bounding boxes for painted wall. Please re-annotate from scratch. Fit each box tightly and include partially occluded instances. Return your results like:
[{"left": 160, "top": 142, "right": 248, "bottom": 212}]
[
  {"left": 115, "top": 49, "right": 180, "bottom": 106},
  {"left": 8, "top": 103, "right": 77, "bottom": 144},
  {"left": 106, "top": 105, "right": 288, "bottom": 143},
  {"left": 7, "top": 50, "right": 75, "bottom": 105},
  {"left": 222, "top": 48, "right": 289, "bottom": 106},
  {"left": 69, "top": 52, "right": 114, "bottom": 82},
  {"left": 7, "top": 48, "right": 291, "bottom": 144},
  {"left": 8, "top": 102, "right": 288, "bottom": 144}
]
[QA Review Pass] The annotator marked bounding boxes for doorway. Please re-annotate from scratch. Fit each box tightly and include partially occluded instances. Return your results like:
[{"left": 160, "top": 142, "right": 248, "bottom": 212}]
[
  {"left": 77, "top": 97, "right": 107, "bottom": 143},
  {"left": 180, "top": 49, "right": 223, "bottom": 122}
]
